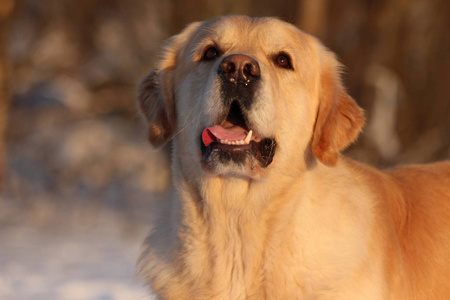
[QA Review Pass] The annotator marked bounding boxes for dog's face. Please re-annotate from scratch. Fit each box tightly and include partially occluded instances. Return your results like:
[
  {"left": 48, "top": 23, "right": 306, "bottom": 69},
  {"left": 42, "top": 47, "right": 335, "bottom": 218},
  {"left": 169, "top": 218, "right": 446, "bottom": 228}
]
[{"left": 138, "top": 16, "right": 364, "bottom": 180}]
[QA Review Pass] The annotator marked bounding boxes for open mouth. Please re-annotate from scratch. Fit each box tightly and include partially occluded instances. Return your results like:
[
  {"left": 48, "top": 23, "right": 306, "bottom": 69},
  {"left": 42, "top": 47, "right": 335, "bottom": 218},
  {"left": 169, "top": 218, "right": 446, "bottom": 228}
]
[
  {"left": 200, "top": 101, "right": 276, "bottom": 169},
  {"left": 202, "top": 101, "right": 260, "bottom": 147}
]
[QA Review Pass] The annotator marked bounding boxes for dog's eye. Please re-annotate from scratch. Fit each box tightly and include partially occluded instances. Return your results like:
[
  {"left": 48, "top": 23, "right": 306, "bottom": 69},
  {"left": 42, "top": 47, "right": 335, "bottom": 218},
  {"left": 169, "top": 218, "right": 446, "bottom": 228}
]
[
  {"left": 274, "top": 53, "right": 292, "bottom": 69},
  {"left": 202, "top": 46, "right": 219, "bottom": 61}
]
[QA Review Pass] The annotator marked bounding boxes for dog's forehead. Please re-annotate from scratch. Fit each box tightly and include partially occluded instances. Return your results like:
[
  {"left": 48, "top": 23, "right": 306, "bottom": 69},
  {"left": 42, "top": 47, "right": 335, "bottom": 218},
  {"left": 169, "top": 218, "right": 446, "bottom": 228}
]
[
  {"left": 196, "top": 16, "right": 304, "bottom": 53},
  {"left": 174, "top": 16, "right": 319, "bottom": 82}
]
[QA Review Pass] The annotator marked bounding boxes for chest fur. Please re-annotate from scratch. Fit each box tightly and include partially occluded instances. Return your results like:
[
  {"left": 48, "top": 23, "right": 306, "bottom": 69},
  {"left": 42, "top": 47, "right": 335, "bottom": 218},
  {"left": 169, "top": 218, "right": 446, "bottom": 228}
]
[{"left": 144, "top": 187, "right": 381, "bottom": 300}]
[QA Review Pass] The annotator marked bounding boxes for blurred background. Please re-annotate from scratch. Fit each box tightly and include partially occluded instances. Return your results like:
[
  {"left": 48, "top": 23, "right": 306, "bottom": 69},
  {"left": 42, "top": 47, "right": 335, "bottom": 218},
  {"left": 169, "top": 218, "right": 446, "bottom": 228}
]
[{"left": 0, "top": 0, "right": 448, "bottom": 299}]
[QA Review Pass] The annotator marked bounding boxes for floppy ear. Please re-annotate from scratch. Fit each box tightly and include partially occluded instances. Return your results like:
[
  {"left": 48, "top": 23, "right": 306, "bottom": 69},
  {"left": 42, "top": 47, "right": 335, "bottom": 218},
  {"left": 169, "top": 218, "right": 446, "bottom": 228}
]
[
  {"left": 137, "top": 22, "right": 201, "bottom": 147},
  {"left": 137, "top": 70, "right": 175, "bottom": 147},
  {"left": 312, "top": 52, "right": 365, "bottom": 166}
]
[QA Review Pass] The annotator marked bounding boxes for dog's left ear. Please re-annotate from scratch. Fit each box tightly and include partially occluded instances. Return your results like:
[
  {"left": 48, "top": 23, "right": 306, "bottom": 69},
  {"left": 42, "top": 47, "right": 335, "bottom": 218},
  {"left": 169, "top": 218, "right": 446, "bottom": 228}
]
[{"left": 312, "top": 51, "right": 365, "bottom": 166}]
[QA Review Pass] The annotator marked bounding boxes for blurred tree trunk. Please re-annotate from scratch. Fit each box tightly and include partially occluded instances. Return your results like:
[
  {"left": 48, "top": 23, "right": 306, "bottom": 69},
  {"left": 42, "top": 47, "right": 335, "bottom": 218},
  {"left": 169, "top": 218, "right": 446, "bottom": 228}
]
[
  {"left": 298, "top": 0, "right": 328, "bottom": 40},
  {"left": 0, "top": 0, "right": 14, "bottom": 187}
]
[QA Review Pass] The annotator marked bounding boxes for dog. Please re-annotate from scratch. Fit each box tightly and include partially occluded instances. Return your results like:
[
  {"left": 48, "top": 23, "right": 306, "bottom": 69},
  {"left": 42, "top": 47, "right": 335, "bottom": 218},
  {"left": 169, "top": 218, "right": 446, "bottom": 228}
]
[{"left": 137, "top": 15, "right": 450, "bottom": 300}]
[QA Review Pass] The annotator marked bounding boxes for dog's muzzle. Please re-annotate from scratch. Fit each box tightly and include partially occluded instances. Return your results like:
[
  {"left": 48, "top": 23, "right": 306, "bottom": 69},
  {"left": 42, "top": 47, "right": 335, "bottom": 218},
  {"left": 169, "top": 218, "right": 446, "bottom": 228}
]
[
  {"left": 200, "top": 54, "right": 276, "bottom": 171},
  {"left": 218, "top": 54, "right": 260, "bottom": 110}
]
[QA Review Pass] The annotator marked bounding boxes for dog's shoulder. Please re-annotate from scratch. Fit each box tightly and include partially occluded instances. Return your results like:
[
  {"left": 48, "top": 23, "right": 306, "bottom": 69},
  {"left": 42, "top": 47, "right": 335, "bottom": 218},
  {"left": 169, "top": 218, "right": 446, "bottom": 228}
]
[
  {"left": 384, "top": 161, "right": 450, "bottom": 297},
  {"left": 385, "top": 161, "right": 450, "bottom": 198}
]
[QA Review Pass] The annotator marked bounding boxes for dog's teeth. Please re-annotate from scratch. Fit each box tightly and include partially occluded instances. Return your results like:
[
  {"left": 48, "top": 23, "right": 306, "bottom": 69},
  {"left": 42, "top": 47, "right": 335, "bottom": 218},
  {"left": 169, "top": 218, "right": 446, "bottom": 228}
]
[
  {"left": 244, "top": 130, "right": 253, "bottom": 144},
  {"left": 219, "top": 137, "right": 249, "bottom": 145}
]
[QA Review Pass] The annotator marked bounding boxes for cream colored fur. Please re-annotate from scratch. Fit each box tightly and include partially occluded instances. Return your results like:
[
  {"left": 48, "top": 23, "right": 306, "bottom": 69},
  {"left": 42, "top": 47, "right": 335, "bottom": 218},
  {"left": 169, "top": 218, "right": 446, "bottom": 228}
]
[{"left": 137, "top": 15, "right": 450, "bottom": 300}]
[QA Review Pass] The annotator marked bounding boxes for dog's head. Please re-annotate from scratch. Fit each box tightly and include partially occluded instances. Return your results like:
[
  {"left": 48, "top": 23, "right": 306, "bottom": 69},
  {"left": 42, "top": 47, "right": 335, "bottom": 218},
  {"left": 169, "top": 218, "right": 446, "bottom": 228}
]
[{"left": 138, "top": 16, "right": 364, "bottom": 180}]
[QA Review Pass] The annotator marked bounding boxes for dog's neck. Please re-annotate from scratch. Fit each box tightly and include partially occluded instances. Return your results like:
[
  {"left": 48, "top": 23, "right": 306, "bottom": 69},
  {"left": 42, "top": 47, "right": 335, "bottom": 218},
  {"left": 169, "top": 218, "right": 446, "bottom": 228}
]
[
  {"left": 173, "top": 148, "right": 315, "bottom": 244},
  {"left": 171, "top": 171, "right": 304, "bottom": 296},
  {"left": 180, "top": 171, "right": 302, "bottom": 222}
]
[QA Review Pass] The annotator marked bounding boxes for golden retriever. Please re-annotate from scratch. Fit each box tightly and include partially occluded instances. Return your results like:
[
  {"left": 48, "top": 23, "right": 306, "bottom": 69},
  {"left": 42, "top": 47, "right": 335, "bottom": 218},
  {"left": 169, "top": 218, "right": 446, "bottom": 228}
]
[{"left": 137, "top": 15, "right": 450, "bottom": 300}]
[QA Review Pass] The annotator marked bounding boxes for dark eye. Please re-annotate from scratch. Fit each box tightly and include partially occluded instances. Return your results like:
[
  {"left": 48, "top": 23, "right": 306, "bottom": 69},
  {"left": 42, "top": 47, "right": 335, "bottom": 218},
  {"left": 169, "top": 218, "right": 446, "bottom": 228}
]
[
  {"left": 202, "top": 46, "right": 219, "bottom": 61},
  {"left": 274, "top": 53, "right": 292, "bottom": 69}
]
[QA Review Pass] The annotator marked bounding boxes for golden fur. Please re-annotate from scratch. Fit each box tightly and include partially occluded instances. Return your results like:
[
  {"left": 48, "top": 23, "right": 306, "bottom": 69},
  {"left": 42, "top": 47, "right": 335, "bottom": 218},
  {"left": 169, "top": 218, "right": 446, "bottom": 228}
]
[{"left": 137, "top": 15, "right": 450, "bottom": 300}]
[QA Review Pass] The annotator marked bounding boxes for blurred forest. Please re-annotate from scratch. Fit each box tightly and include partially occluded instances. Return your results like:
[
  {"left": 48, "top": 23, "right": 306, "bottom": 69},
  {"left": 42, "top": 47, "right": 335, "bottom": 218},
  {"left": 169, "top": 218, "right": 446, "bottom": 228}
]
[{"left": 0, "top": 0, "right": 449, "bottom": 299}]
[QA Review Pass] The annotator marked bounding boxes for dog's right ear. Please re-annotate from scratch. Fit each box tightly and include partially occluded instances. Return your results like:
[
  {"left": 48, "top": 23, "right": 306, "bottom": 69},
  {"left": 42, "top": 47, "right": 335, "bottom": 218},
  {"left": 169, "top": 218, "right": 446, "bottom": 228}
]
[
  {"left": 137, "top": 70, "right": 174, "bottom": 147},
  {"left": 137, "top": 22, "right": 201, "bottom": 147}
]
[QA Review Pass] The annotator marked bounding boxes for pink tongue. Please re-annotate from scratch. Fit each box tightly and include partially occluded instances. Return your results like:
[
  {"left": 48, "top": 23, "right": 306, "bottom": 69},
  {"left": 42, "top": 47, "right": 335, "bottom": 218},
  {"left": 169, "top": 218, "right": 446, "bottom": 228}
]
[{"left": 202, "top": 125, "right": 247, "bottom": 146}]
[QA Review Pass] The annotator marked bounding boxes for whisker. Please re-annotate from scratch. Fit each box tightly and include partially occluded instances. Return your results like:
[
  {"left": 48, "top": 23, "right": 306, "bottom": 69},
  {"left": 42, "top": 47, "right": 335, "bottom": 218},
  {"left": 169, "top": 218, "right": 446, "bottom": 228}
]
[
  {"left": 169, "top": 90, "right": 223, "bottom": 142},
  {"left": 169, "top": 107, "right": 203, "bottom": 141}
]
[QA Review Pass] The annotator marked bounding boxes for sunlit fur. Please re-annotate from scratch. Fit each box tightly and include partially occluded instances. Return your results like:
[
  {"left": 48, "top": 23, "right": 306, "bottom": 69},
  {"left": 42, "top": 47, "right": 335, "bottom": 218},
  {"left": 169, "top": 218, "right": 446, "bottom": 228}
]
[{"left": 137, "top": 15, "right": 450, "bottom": 300}]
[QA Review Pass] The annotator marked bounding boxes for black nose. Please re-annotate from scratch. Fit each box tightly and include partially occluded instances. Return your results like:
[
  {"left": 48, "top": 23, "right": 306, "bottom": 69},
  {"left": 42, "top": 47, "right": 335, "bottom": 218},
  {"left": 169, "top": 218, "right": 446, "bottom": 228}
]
[{"left": 218, "top": 54, "right": 260, "bottom": 85}]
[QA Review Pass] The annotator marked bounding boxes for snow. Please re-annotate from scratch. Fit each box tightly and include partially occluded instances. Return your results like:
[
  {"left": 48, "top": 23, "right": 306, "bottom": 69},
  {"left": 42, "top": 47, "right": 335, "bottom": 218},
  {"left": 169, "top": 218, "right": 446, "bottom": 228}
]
[
  {"left": 0, "top": 204, "right": 155, "bottom": 300},
  {"left": 0, "top": 111, "right": 166, "bottom": 300}
]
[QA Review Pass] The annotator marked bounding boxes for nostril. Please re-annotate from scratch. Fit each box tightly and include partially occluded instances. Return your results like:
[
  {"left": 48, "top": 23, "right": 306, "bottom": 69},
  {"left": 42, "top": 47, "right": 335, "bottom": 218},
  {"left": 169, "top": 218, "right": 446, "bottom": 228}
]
[
  {"left": 243, "top": 64, "right": 251, "bottom": 76},
  {"left": 229, "top": 62, "right": 236, "bottom": 74},
  {"left": 220, "top": 61, "right": 236, "bottom": 75},
  {"left": 244, "top": 62, "right": 260, "bottom": 78}
]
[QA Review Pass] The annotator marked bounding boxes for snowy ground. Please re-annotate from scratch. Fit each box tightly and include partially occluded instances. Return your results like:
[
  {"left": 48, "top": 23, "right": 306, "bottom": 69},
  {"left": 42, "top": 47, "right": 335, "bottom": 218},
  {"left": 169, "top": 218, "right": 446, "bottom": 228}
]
[
  {"left": 0, "top": 106, "right": 166, "bottom": 300},
  {"left": 0, "top": 205, "right": 153, "bottom": 300}
]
